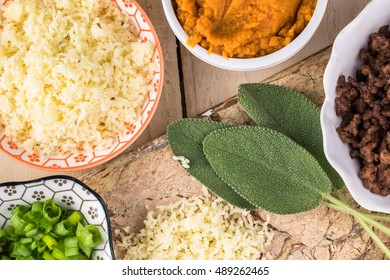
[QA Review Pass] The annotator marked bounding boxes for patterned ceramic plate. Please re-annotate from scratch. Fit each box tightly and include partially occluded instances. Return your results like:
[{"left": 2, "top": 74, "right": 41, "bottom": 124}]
[
  {"left": 0, "top": 0, "right": 163, "bottom": 171},
  {"left": 0, "top": 176, "right": 115, "bottom": 260}
]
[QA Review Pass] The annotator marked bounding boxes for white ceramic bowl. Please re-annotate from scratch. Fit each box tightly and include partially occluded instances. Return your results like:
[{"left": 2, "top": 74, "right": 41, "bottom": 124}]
[
  {"left": 321, "top": 0, "right": 390, "bottom": 213},
  {"left": 162, "top": 0, "right": 327, "bottom": 71},
  {"left": 0, "top": 176, "right": 115, "bottom": 259}
]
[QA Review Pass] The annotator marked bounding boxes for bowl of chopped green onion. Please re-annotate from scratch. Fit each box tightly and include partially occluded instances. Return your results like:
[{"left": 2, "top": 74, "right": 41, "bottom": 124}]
[{"left": 0, "top": 176, "right": 114, "bottom": 260}]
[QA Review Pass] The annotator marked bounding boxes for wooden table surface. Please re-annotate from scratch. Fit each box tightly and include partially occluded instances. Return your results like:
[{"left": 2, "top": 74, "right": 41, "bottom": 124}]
[{"left": 0, "top": 0, "right": 371, "bottom": 182}]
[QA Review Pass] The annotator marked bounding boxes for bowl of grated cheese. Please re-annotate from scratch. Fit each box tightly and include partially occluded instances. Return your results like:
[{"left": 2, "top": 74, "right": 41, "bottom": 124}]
[{"left": 0, "top": 0, "right": 163, "bottom": 171}]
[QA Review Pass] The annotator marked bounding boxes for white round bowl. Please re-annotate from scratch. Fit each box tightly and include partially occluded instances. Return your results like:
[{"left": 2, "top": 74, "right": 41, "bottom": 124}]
[
  {"left": 162, "top": 0, "right": 328, "bottom": 71},
  {"left": 321, "top": 0, "right": 390, "bottom": 213}
]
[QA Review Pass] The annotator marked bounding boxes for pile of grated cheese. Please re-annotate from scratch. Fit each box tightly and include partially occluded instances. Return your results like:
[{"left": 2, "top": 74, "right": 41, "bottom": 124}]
[
  {"left": 0, "top": 0, "right": 155, "bottom": 155},
  {"left": 116, "top": 189, "right": 274, "bottom": 260}
]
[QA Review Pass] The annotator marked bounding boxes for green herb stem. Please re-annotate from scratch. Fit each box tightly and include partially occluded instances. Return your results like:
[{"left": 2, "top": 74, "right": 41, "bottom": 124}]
[
  {"left": 330, "top": 192, "right": 390, "bottom": 223},
  {"left": 355, "top": 216, "right": 390, "bottom": 259},
  {"left": 325, "top": 201, "right": 390, "bottom": 236},
  {"left": 362, "top": 213, "right": 390, "bottom": 223},
  {"left": 333, "top": 190, "right": 350, "bottom": 206},
  {"left": 324, "top": 201, "right": 390, "bottom": 259},
  {"left": 324, "top": 194, "right": 390, "bottom": 237},
  {"left": 362, "top": 216, "right": 390, "bottom": 236}
]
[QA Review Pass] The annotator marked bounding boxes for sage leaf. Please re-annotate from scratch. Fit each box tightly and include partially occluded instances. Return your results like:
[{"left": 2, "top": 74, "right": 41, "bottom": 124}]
[
  {"left": 203, "top": 126, "right": 332, "bottom": 214},
  {"left": 238, "top": 83, "right": 344, "bottom": 190},
  {"left": 167, "top": 119, "right": 257, "bottom": 210}
]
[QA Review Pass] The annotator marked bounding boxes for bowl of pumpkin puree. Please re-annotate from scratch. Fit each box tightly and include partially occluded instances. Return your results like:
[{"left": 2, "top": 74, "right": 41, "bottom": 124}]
[{"left": 162, "top": 0, "right": 327, "bottom": 71}]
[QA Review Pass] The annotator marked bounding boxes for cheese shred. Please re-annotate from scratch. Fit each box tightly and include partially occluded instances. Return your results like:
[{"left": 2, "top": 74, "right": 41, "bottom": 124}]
[
  {"left": 0, "top": 0, "right": 155, "bottom": 155},
  {"left": 115, "top": 189, "right": 274, "bottom": 260}
]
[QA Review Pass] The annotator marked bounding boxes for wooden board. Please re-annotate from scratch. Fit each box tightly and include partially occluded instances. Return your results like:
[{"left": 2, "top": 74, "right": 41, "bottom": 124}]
[{"left": 79, "top": 48, "right": 389, "bottom": 260}]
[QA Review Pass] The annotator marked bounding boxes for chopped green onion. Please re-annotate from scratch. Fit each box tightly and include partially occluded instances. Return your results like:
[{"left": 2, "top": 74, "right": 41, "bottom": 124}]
[
  {"left": 38, "top": 217, "right": 53, "bottom": 233},
  {"left": 65, "top": 247, "right": 79, "bottom": 257},
  {"left": 64, "top": 236, "right": 79, "bottom": 257},
  {"left": 49, "top": 231, "right": 59, "bottom": 240},
  {"left": 79, "top": 244, "right": 92, "bottom": 258},
  {"left": 23, "top": 223, "right": 35, "bottom": 233},
  {"left": 20, "top": 237, "right": 33, "bottom": 245},
  {"left": 77, "top": 223, "right": 102, "bottom": 248},
  {"left": 43, "top": 200, "right": 62, "bottom": 225},
  {"left": 36, "top": 241, "right": 46, "bottom": 253},
  {"left": 77, "top": 225, "right": 90, "bottom": 245},
  {"left": 10, "top": 206, "right": 29, "bottom": 234},
  {"left": 31, "top": 201, "right": 43, "bottom": 212},
  {"left": 25, "top": 228, "right": 39, "bottom": 238},
  {"left": 66, "top": 211, "right": 83, "bottom": 226},
  {"left": 0, "top": 200, "right": 103, "bottom": 260},
  {"left": 23, "top": 202, "right": 43, "bottom": 223},
  {"left": 66, "top": 254, "right": 88, "bottom": 260},
  {"left": 51, "top": 248, "right": 65, "bottom": 260},
  {"left": 10, "top": 243, "right": 31, "bottom": 258},
  {"left": 56, "top": 240, "right": 65, "bottom": 251},
  {"left": 42, "top": 234, "right": 57, "bottom": 250},
  {"left": 53, "top": 220, "right": 73, "bottom": 236},
  {"left": 29, "top": 241, "right": 38, "bottom": 251},
  {"left": 6, "top": 233, "right": 19, "bottom": 242},
  {"left": 64, "top": 236, "right": 78, "bottom": 248},
  {"left": 42, "top": 250, "right": 55, "bottom": 260},
  {"left": 32, "top": 232, "right": 44, "bottom": 241},
  {"left": 0, "top": 229, "right": 6, "bottom": 247}
]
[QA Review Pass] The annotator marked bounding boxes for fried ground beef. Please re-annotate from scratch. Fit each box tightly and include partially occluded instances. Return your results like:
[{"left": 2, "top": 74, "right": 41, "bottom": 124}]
[{"left": 335, "top": 25, "right": 390, "bottom": 196}]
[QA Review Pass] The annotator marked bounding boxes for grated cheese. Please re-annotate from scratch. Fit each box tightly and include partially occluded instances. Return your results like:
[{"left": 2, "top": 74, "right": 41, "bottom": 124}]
[
  {"left": 172, "top": 155, "right": 191, "bottom": 169},
  {"left": 116, "top": 188, "right": 274, "bottom": 260},
  {"left": 0, "top": 0, "right": 155, "bottom": 155}
]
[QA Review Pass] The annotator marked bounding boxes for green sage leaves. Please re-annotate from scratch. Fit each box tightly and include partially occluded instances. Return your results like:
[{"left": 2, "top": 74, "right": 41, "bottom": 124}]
[
  {"left": 204, "top": 127, "right": 332, "bottom": 214},
  {"left": 167, "top": 119, "right": 256, "bottom": 210},
  {"left": 238, "top": 83, "right": 344, "bottom": 190},
  {"left": 167, "top": 84, "right": 340, "bottom": 215},
  {"left": 167, "top": 84, "right": 390, "bottom": 258}
]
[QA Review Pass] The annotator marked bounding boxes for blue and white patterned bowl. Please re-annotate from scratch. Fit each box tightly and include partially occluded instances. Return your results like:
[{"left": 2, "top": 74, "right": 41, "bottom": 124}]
[{"left": 0, "top": 176, "right": 115, "bottom": 260}]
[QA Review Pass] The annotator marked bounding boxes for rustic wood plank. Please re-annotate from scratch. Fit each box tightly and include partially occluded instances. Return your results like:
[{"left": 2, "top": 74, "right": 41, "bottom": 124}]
[
  {"left": 132, "top": 0, "right": 183, "bottom": 144},
  {"left": 0, "top": 0, "right": 182, "bottom": 182},
  {"left": 181, "top": 0, "right": 371, "bottom": 117}
]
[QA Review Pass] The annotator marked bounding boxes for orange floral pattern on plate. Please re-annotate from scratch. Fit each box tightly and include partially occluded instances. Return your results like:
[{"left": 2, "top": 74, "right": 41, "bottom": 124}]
[{"left": 28, "top": 154, "right": 40, "bottom": 163}]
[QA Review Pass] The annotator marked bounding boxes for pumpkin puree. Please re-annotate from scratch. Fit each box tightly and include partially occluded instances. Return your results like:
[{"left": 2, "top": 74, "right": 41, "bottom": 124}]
[{"left": 175, "top": 0, "right": 317, "bottom": 58}]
